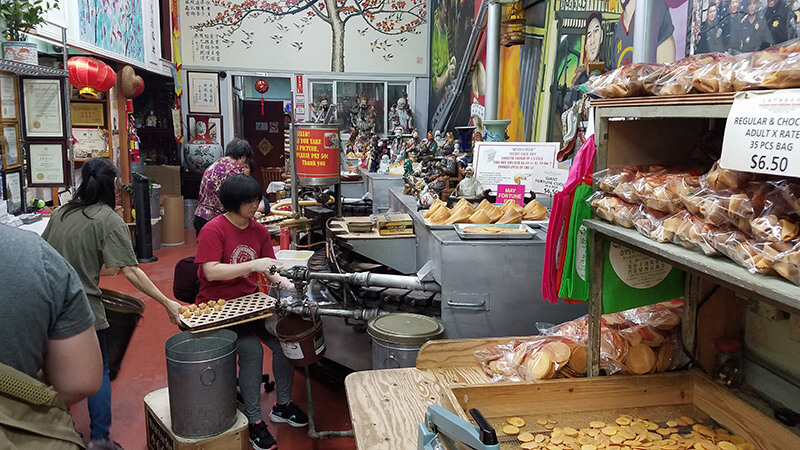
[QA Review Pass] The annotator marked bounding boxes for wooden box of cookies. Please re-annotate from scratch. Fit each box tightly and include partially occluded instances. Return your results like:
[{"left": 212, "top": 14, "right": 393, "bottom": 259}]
[{"left": 441, "top": 371, "right": 799, "bottom": 450}]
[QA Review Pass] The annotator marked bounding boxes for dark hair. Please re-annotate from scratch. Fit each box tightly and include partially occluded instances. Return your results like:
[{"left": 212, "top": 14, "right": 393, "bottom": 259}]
[
  {"left": 225, "top": 138, "right": 254, "bottom": 161},
  {"left": 247, "top": 159, "right": 257, "bottom": 175},
  {"left": 65, "top": 158, "right": 117, "bottom": 215},
  {"left": 219, "top": 174, "right": 262, "bottom": 213},
  {"left": 585, "top": 11, "right": 602, "bottom": 34}
]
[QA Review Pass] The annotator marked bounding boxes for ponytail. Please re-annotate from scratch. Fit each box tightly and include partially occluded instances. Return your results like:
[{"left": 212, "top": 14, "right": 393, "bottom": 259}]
[{"left": 63, "top": 158, "right": 117, "bottom": 218}]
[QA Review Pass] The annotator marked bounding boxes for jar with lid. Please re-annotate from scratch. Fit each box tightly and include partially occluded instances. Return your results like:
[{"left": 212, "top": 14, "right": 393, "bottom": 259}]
[{"left": 713, "top": 338, "right": 743, "bottom": 388}]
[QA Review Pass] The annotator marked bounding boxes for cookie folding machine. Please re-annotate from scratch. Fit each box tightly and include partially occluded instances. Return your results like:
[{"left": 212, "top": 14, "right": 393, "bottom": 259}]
[{"left": 418, "top": 405, "right": 499, "bottom": 450}]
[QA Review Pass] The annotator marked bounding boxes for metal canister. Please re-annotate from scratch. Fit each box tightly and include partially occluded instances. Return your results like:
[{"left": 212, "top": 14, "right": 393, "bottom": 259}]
[
  {"left": 294, "top": 123, "right": 340, "bottom": 186},
  {"left": 367, "top": 313, "right": 445, "bottom": 369},
  {"left": 165, "top": 329, "right": 238, "bottom": 438}
]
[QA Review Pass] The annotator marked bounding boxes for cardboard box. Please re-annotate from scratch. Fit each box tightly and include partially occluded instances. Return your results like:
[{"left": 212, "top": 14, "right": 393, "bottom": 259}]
[
  {"left": 145, "top": 165, "right": 182, "bottom": 199},
  {"left": 376, "top": 213, "right": 413, "bottom": 236}
]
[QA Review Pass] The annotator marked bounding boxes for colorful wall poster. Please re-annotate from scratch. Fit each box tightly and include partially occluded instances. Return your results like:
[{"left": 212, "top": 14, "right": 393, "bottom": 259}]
[
  {"left": 180, "top": 0, "right": 429, "bottom": 75},
  {"left": 78, "top": 0, "right": 145, "bottom": 63},
  {"left": 687, "top": 0, "right": 798, "bottom": 56}
]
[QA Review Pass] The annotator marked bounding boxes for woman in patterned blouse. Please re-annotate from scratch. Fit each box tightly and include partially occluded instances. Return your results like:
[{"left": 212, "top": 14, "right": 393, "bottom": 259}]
[{"left": 193, "top": 138, "right": 254, "bottom": 237}]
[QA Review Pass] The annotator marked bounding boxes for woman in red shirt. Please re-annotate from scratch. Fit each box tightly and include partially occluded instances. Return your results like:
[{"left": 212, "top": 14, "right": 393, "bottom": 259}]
[{"left": 195, "top": 174, "right": 307, "bottom": 450}]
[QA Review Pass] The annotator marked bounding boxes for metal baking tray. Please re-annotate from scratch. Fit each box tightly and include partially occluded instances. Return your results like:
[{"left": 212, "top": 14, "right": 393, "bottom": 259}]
[
  {"left": 423, "top": 218, "right": 455, "bottom": 230},
  {"left": 453, "top": 223, "right": 537, "bottom": 240}
]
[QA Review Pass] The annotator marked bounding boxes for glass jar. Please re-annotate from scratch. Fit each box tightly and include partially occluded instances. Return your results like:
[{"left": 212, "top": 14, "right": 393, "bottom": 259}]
[{"left": 713, "top": 338, "right": 743, "bottom": 388}]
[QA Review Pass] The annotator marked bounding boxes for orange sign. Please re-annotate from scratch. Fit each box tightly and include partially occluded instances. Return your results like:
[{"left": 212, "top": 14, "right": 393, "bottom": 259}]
[{"left": 295, "top": 126, "right": 339, "bottom": 182}]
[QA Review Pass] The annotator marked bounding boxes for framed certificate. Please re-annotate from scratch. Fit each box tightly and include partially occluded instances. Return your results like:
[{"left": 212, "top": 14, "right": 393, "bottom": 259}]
[
  {"left": 4, "top": 169, "right": 23, "bottom": 214},
  {"left": 22, "top": 78, "right": 65, "bottom": 138},
  {"left": 0, "top": 73, "right": 18, "bottom": 121},
  {"left": 1, "top": 123, "right": 21, "bottom": 169},
  {"left": 27, "top": 141, "right": 68, "bottom": 186},
  {"left": 187, "top": 72, "right": 220, "bottom": 114},
  {"left": 70, "top": 102, "right": 106, "bottom": 127},
  {"left": 73, "top": 127, "right": 109, "bottom": 159}
]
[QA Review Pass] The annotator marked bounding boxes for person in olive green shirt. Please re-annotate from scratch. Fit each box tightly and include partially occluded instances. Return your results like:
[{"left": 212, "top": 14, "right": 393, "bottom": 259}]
[{"left": 43, "top": 158, "right": 182, "bottom": 450}]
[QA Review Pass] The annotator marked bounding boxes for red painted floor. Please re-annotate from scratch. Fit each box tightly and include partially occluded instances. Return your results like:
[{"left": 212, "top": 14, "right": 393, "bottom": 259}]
[{"left": 70, "top": 229, "right": 357, "bottom": 450}]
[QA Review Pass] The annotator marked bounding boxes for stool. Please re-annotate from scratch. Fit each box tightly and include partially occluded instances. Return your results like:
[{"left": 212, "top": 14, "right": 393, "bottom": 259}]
[{"left": 144, "top": 387, "right": 249, "bottom": 450}]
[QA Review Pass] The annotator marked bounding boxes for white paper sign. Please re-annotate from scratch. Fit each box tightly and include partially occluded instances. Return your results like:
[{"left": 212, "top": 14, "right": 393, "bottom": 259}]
[
  {"left": 530, "top": 167, "right": 569, "bottom": 195},
  {"left": 721, "top": 90, "right": 800, "bottom": 177},
  {"left": 473, "top": 141, "right": 558, "bottom": 193}
]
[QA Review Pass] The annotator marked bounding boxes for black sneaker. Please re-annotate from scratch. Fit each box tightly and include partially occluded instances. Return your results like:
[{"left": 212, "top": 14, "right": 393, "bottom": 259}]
[
  {"left": 269, "top": 401, "right": 309, "bottom": 427},
  {"left": 248, "top": 420, "right": 277, "bottom": 450}
]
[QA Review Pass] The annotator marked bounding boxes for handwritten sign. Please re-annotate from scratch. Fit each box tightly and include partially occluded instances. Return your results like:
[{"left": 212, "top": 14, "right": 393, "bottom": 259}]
[
  {"left": 530, "top": 167, "right": 569, "bottom": 195},
  {"left": 722, "top": 90, "right": 800, "bottom": 177},
  {"left": 496, "top": 184, "right": 525, "bottom": 206},
  {"left": 473, "top": 141, "right": 558, "bottom": 193}
]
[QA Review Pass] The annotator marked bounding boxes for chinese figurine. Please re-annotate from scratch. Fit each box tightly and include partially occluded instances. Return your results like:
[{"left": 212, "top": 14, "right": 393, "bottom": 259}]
[
  {"left": 310, "top": 94, "right": 335, "bottom": 123},
  {"left": 146, "top": 111, "right": 158, "bottom": 128},
  {"left": 455, "top": 165, "right": 487, "bottom": 198},
  {"left": 388, "top": 94, "right": 414, "bottom": 133},
  {"left": 350, "top": 92, "right": 377, "bottom": 135},
  {"left": 377, "top": 154, "right": 391, "bottom": 174}
]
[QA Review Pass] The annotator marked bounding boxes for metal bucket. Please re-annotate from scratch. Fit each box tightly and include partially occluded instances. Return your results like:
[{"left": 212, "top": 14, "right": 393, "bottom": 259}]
[
  {"left": 165, "top": 329, "right": 238, "bottom": 438},
  {"left": 183, "top": 199, "right": 198, "bottom": 228},
  {"left": 100, "top": 289, "right": 144, "bottom": 381},
  {"left": 275, "top": 310, "right": 326, "bottom": 367},
  {"left": 367, "top": 313, "right": 444, "bottom": 369},
  {"left": 294, "top": 123, "right": 340, "bottom": 186}
]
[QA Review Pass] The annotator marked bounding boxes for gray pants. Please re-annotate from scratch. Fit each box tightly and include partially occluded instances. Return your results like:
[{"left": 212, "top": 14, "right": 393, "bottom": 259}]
[{"left": 231, "top": 323, "right": 295, "bottom": 423}]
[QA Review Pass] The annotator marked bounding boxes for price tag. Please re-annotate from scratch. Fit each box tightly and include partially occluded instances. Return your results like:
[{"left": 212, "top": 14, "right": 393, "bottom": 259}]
[
  {"left": 531, "top": 167, "right": 569, "bottom": 195},
  {"left": 721, "top": 90, "right": 800, "bottom": 177}
]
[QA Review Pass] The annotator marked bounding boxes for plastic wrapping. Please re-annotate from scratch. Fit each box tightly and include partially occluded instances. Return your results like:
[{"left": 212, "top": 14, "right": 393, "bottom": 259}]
[
  {"left": 702, "top": 161, "right": 752, "bottom": 191},
  {"left": 647, "top": 53, "right": 725, "bottom": 96},
  {"left": 476, "top": 301, "right": 687, "bottom": 381},
  {"left": 587, "top": 63, "right": 663, "bottom": 98},
  {"left": 761, "top": 241, "right": 800, "bottom": 285},
  {"left": 633, "top": 207, "right": 672, "bottom": 243},
  {"left": 589, "top": 192, "right": 639, "bottom": 228},
  {"left": 692, "top": 56, "right": 737, "bottom": 93}
]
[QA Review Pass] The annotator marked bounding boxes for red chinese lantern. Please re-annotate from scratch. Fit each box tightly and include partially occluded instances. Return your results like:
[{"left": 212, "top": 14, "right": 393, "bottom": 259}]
[
  {"left": 133, "top": 75, "right": 145, "bottom": 98},
  {"left": 67, "top": 57, "right": 116, "bottom": 99},
  {"left": 255, "top": 78, "right": 269, "bottom": 115}
]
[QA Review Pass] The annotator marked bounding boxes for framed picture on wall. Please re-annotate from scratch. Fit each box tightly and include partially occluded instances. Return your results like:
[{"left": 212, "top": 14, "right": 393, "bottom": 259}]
[
  {"left": 0, "top": 73, "right": 18, "bottom": 121},
  {"left": 188, "top": 115, "right": 223, "bottom": 146},
  {"left": 21, "top": 78, "right": 65, "bottom": 138},
  {"left": 1, "top": 123, "right": 21, "bottom": 169},
  {"left": 27, "top": 141, "right": 68, "bottom": 187},
  {"left": 4, "top": 169, "right": 23, "bottom": 214},
  {"left": 187, "top": 72, "right": 221, "bottom": 114}
]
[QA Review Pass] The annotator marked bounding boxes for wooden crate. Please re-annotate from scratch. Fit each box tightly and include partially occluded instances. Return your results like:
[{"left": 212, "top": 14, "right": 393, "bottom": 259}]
[
  {"left": 441, "top": 371, "right": 799, "bottom": 450},
  {"left": 144, "top": 388, "right": 249, "bottom": 450}
]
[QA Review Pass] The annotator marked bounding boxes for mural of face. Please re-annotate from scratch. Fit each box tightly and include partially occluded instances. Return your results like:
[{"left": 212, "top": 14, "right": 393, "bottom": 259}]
[
  {"left": 748, "top": 0, "right": 758, "bottom": 15},
  {"left": 708, "top": 4, "right": 717, "bottom": 22},
  {"left": 768, "top": 0, "right": 779, "bottom": 6},
  {"left": 730, "top": 0, "right": 741, "bottom": 14},
  {"left": 585, "top": 17, "right": 603, "bottom": 63}
]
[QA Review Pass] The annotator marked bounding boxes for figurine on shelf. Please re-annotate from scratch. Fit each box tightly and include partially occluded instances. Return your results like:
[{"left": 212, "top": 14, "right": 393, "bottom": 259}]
[
  {"left": 390, "top": 126, "right": 407, "bottom": 162},
  {"left": 434, "top": 130, "right": 445, "bottom": 152},
  {"left": 441, "top": 132, "right": 455, "bottom": 155},
  {"left": 404, "top": 148, "right": 418, "bottom": 178},
  {"left": 454, "top": 165, "right": 488, "bottom": 199},
  {"left": 310, "top": 94, "right": 336, "bottom": 123},
  {"left": 145, "top": 110, "right": 158, "bottom": 128},
  {"left": 388, "top": 94, "right": 414, "bottom": 133},
  {"left": 424, "top": 131, "right": 438, "bottom": 156},
  {"left": 370, "top": 139, "right": 387, "bottom": 173},
  {"left": 350, "top": 92, "right": 377, "bottom": 135},
  {"left": 377, "top": 154, "right": 391, "bottom": 174}
]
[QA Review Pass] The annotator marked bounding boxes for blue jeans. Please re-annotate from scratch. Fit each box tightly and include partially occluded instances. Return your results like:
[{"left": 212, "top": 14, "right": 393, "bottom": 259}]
[{"left": 88, "top": 330, "right": 112, "bottom": 440}]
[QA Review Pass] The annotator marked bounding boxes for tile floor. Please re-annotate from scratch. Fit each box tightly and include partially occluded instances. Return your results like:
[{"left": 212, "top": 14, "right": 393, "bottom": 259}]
[{"left": 70, "top": 229, "right": 357, "bottom": 449}]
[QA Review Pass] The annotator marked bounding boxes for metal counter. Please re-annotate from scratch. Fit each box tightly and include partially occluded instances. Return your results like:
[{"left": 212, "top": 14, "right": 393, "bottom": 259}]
[
  {"left": 361, "top": 171, "right": 405, "bottom": 214},
  {"left": 387, "top": 188, "right": 586, "bottom": 338}
]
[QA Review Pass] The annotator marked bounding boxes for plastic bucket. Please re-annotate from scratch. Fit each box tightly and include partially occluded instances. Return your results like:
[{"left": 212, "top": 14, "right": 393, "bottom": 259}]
[
  {"left": 165, "top": 329, "right": 238, "bottom": 438},
  {"left": 275, "top": 310, "right": 326, "bottom": 367},
  {"left": 100, "top": 289, "right": 145, "bottom": 381},
  {"left": 367, "top": 313, "right": 444, "bottom": 370},
  {"left": 184, "top": 199, "right": 198, "bottom": 228}
]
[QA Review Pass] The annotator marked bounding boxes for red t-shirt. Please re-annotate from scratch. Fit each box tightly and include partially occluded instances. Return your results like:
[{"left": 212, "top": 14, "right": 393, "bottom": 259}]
[{"left": 195, "top": 215, "right": 276, "bottom": 302}]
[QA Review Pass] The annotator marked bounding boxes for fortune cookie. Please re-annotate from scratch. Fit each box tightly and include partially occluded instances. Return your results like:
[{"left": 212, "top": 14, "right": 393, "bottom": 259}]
[
  {"left": 523, "top": 199, "right": 548, "bottom": 220},
  {"left": 445, "top": 207, "right": 472, "bottom": 224},
  {"left": 468, "top": 209, "right": 492, "bottom": 224},
  {"left": 496, "top": 207, "right": 522, "bottom": 224},
  {"left": 428, "top": 206, "right": 451, "bottom": 225}
]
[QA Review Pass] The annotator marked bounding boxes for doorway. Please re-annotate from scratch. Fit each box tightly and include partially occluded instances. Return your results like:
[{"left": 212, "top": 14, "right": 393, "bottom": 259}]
[{"left": 242, "top": 100, "right": 285, "bottom": 191}]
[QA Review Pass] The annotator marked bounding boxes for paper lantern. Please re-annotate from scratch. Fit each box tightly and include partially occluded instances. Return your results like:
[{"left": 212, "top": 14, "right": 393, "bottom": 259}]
[
  {"left": 67, "top": 57, "right": 117, "bottom": 99},
  {"left": 255, "top": 79, "right": 269, "bottom": 115}
]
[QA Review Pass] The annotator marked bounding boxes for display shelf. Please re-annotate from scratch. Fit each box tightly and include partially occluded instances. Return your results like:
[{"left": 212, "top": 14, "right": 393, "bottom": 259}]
[
  {"left": 584, "top": 219, "right": 800, "bottom": 314},
  {"left": 593, "top": 101, "right": 732, "bottom": 120},
  {"left": 0, "top": 59, "right": 68, "bottom": 77}
]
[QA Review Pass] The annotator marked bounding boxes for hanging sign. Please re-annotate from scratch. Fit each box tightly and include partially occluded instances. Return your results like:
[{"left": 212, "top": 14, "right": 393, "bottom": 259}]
[
  {"left": 721, "top": 89, "right": 800, "bottom": 177},
  {"left": 295, "top": 125, "right": 340, "bottom": 185},
  {"left": 473, "top": 141, "right": 558, "bottom": 193}
]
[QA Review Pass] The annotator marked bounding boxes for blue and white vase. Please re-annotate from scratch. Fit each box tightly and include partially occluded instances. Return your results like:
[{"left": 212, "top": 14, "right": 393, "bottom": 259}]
[{"left": 483, "top": 119, "right": 511, "bottom": 142}]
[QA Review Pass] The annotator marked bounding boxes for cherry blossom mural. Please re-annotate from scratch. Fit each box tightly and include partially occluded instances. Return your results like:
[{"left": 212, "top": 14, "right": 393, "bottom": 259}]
[
  {"left": 78, "top": 0, "right": 145, "bottom": 63},
  {"left": 181, "top": 0, "right": 429, "bottom": 74}
]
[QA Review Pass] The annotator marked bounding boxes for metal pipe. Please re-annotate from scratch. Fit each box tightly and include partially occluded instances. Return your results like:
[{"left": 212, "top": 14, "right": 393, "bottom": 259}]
[
  {"left": 304, "top": 366, "right": 354, "bottom": 439},
  {"left": 305, "top": 271, "right": 441, "bottom": 292},
  {"left": 289, "top": 97, "right": 300, "bottom": 218},
  {"left": 485, "top": 1, "right": 502, "bottom": 120},
  {"left": 282, "top": 304, "right": 384, "bottom": 321},
  {"left": 632, "top": 0, "right": 657, "bottom": 63}
]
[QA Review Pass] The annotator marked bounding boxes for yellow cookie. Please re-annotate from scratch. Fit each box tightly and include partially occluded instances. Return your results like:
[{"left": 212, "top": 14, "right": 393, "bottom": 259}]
[
  {"left": 517, "top": 432, "right": 535, "bottom": 443},
  {"left": 507, "top": 417, "right": 526, "bottom": 428},
  {"left": 217, "top": 299, "right": 226, "bottom": 305},
  {"left": 615, "top": 417, "right": 631, "bottom": 426},
  {"left": 502, "top": 425, "right": 520, "bottom": 435},
  {"left": 589, "top": 421, "right": 606, "bottom": 428}
]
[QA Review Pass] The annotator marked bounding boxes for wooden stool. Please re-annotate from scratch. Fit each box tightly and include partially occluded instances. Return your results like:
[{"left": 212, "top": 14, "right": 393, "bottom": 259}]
[{"left": 144, "top": 387, "right": 249, "bottom": 450}]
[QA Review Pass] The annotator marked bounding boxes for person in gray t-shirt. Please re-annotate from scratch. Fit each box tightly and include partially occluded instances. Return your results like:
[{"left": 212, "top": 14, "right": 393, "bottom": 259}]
[{"left": 0, "top": 224, "right": 102, "bottom": 406}]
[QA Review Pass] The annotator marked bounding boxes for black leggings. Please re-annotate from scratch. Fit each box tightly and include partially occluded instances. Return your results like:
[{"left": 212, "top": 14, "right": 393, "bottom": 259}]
[{"left": 193, "top": 215, "right": 210, "bottom": 240}]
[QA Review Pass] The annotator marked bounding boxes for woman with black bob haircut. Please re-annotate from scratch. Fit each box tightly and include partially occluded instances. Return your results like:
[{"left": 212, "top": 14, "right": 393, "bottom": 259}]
[
  {"left": 43, "top": 157, "right": 183, "bottom": 449},
  {"left": 194, "top": 174, "right": 308, "bottom": 450},
  {"left": 194, "top": 138, "right": 255, "bottom": 237}
]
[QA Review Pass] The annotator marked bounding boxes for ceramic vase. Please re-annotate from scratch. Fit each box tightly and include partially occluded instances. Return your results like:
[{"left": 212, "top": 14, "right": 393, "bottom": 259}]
[
  {"left": 454, "top": 126, "right": 476, "bottom": 154},
  {"left": 2, "top": 42, "right": 38, "bottom": 65},
  {"left": 483, "top": 119, "right": 511, "bottom": 142},
  {"left": 183, "top": 143, "right": 223, "bottom": 173}
]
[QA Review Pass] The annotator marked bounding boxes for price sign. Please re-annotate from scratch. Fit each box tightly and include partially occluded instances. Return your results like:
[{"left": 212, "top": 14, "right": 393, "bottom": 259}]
[
  {"left": 474, "top": 141, "right": 558, "bottom": 193},
  {"left": 721, "top": 90, "right": 800, "bottom": 177},
  {"left": 531, "top": 167, "right": 569, "bottom": 195}
]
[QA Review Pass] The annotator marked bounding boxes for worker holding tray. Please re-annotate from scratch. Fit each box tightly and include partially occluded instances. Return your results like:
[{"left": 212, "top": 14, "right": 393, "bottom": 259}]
[{"left": 195, "top": 173, "right": 308, "bottom": 450}]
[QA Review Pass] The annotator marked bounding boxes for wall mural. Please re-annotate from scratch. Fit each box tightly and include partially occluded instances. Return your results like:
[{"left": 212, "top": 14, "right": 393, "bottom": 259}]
[
  {"left": 687, "top": 0, "right": 799, "bottom": 56},
  {"left": 78, "top": 0, "right": 145, "bottom": 63},
  {"left": 181, "top": 0, "right": 428, "bottom": 74}
]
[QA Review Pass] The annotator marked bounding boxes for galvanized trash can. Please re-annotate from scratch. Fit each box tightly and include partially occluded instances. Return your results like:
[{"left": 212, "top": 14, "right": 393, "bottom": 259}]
[
  {"left": 165, "top": 329, "right": 238, "bottom": 438},
  {"left": 367, "top": 313, "right": 444, "bottom": 369},
  {"left": 100, "top": 289, "right": 144, "bottom": 381}
]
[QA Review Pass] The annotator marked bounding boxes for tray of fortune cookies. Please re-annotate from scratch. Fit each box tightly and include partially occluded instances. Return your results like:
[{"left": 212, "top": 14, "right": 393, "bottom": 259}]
[{"left": 454, "top": 223, "right": 537, "bottom": 240}]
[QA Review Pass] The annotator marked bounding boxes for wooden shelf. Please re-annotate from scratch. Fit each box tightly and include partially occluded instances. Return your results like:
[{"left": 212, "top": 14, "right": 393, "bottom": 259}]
[
  {"left": 592, "top": 93, "right": 734, "bottom": 119},
  {"left": 584, "top": 219, "right": 800, "bottom": 314}
]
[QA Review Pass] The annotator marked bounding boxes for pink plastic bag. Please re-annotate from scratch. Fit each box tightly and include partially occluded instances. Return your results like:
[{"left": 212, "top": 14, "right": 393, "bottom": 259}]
[{"left": 542, "top": 135, "right": 596, "bottom": 304}]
